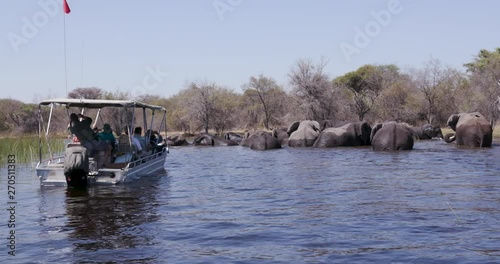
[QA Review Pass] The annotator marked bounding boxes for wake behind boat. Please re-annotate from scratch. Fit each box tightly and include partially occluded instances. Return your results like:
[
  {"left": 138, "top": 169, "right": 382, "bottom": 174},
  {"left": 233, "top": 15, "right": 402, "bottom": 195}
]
[{"left": 36, "top": 98, "right": 168, "bottom": 188}]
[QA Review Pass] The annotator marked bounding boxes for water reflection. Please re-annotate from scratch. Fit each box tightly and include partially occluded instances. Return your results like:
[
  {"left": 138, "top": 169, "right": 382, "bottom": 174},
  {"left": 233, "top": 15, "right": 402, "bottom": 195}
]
[{"left": 63, "top": 172, "right": 168, "bottom": 262}]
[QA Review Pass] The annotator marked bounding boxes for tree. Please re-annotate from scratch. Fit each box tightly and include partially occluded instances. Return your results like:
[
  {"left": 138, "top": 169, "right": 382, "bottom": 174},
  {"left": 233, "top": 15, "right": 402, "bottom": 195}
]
[
  {"left": 289, "top": 59, "right": 338, "bottom": 121},
  {"left": 336, "top": 64, "right": 387, "bottom": 121},
  {"left": 186, "top": 81, "right": 217, "bottom": 133},
  {"left": 242, "top": 75, "right": 287, "bottom": 130},
  {"left": 464, "top": 47, "right": 500, "bottom": 127},
  {"left": 212, "top": 88, "right": 240, "bottom": 134},
  {"left": 68, "top": 87, "right": 103, "bottom": 99},
  {"left": 410, "top": 58, "right": 454, "bottom": 125},
  {"left": 99, "top": 90, "right": 134, "bottom": 134}
]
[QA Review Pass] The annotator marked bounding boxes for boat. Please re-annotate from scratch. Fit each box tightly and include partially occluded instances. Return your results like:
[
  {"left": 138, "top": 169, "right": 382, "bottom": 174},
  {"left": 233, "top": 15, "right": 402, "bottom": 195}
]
[{"left": 36, "top": 98, "right": 168, "bottom": 187}]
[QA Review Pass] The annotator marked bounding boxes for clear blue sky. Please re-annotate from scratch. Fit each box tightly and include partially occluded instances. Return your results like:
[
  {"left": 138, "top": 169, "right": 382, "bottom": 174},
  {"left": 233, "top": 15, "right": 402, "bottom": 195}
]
[{"left": 1, "top": 0, "right": 499, "bottom": 103}]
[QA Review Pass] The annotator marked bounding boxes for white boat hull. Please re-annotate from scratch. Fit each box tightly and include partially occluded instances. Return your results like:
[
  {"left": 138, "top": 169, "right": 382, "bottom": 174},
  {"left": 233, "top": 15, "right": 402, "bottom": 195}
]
[{"left": 37, "top": 149, "right": 167, "bottom": 187}]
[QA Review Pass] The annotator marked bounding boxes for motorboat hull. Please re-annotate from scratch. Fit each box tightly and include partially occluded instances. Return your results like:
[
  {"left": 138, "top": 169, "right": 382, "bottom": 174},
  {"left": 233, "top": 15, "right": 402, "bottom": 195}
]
[{"left": 37, "top": 149, "right": 167, "bottom": 187}]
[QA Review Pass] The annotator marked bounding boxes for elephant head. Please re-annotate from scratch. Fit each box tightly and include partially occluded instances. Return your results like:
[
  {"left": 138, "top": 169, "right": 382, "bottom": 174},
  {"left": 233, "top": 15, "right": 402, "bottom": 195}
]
[
  {"left": 286, "top": 121, "right": 300, "bottom": 136},
  {"left": 446, "top": 114, "right": 461, "bottom": 131},
  {"left": 413, "top": 124, "right": 444, "bottom": 140},
  {"left": 193, "top": 133, "right": 214, "bottom": 146},
  {"left": 272, "top": 127, "right": 289, "bottom": 147},
  {"left": 354, "top": 121, "right": 372, "bottom": 145},
  {"left": 445, "top": 112, "right": 492, "bottom": 147}
]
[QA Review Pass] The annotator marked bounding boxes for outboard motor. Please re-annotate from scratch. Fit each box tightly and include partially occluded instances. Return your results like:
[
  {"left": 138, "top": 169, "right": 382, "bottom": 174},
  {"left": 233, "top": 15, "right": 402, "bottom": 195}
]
[{"left": 64, "top": 146, "right": 89, "bottom": 188}]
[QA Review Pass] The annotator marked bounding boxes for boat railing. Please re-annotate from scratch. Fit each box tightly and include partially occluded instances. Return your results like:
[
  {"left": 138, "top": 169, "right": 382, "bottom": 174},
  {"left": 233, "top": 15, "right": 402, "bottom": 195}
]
[{"left": 126, "top": 147, "right": 166, "bottom": 169}]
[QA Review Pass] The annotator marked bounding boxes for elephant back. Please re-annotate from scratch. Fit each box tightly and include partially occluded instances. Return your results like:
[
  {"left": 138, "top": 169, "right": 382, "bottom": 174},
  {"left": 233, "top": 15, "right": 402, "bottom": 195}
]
[
  {"left": 448, "top": 112, "right": 492, "bottom": 147},
  {"left": 288, "top": 120, "right": 321, "bottom": 147},
  {"left": 371, "top": 122, "right": 414, "bottom": 151},
  {"left": 249, "top": 133, "right": 281, "bottom": 150}
]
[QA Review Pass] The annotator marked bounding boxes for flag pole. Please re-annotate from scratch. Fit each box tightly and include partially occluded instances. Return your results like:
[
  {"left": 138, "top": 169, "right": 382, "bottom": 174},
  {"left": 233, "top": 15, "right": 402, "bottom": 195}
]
[
  {"left": 63, "top": 0, "right": 71, "bottom": 96},
  {"left": 63, "top": 12, "right": 68, "bottom": 97}
]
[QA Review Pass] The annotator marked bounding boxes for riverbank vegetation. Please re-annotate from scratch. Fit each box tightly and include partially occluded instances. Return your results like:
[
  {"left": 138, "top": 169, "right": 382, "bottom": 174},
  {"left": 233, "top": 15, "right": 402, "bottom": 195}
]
[{"left": 1, "top": 48, "right": 499, "bottom": 138}]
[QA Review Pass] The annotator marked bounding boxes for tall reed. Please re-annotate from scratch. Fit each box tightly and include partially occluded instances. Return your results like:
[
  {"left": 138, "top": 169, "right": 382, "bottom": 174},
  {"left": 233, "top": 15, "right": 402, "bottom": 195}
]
[{"left": 0, "top": 136, "right": 65, "bottom": 167}]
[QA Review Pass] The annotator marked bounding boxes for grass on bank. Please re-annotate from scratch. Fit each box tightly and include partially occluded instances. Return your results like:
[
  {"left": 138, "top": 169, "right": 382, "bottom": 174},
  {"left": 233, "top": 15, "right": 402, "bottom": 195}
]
[{"left": 0, "top": 136, "right": 65, "bottom": 165}]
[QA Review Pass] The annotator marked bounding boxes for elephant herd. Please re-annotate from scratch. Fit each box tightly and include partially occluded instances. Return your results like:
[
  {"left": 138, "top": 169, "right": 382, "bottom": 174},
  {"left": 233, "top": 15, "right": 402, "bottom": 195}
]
[{"left": 166, "top": 112, "right": 494, "bottom": 151}]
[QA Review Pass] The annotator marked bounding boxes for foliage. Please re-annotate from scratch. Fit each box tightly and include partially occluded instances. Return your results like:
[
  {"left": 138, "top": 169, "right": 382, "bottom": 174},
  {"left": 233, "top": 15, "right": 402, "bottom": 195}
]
[
  {"left": 289, "top": 59, "right": 339, "bottom": 121},
  {"left": 68, "top": 87, "right": 103, "bottom": 99},
  {"left": 336, "top": 64, "right": 388, "bottom": 121},
  {"left": 464, "top": 47, "right": 500, "bottom": 127},
  {"left": 242, "top": 75, "right": 288, "bottom": 130},
  {"left": 0, "top": 136, "right": 64, "bottom": 166}
]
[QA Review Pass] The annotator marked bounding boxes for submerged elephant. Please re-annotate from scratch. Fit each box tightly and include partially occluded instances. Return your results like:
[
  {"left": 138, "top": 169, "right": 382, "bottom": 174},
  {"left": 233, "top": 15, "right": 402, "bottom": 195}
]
[
  {"left": 370, "top": 122, "right": 414, "bottom": 151},
  {"left": 166, "top": 135, "right": 190, "bottom": 146},
  {"left": 272, "top": 127, "right": 289, "bottom": 147},
  {"left": 224, "top": 132, "right": 244, "bottom": 143},
  {"left": 444, "top": 112, "right": 492, "bottom": 147},
  {"left": 193, "top": 133, "right": 239, "bottom": 146},
  {"left": 313, "top": 122, "right": 372, "bottom": 148},
  {"left": 287, "top": 120, "right": 321, "bottom": 147},
  {"left": 241, "top": 131, "right": 281, "bottom": 150},
  {"left": 411, "top": 124, "right": 444, "bottom": 140}
]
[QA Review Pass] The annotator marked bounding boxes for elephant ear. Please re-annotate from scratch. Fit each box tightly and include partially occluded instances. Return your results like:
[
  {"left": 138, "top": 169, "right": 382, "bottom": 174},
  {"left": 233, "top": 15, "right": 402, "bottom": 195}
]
[
  {"left": 271, "top": 129, "right": 277, "bottom": 138},
  {"left": 423, "top": 124, "right": 433, "bottom": 136},
  {"left": 311, "top": 120, "right": 321, "bottom": 132},
  {"left": 447, "top": 114, "right": 460, "bottom": 131},
  {"left": 287, "top": 121, "right": 300, "bottom": 136},
  {"left": 370, "top": 123, "right": 383, "bottom": 143},
  {"left": 361, "top": 122, "right": 372, "bottom": 145}
]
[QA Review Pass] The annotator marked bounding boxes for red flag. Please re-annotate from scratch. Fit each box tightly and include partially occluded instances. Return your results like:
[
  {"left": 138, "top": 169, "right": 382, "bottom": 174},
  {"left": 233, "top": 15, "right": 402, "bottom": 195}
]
[{"left": 63, "top": 0, "right": 71, "bottom": 14}]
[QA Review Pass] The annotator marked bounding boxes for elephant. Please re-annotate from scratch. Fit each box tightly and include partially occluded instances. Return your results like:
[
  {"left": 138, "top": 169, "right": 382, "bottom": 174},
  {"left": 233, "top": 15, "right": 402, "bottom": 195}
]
[
  {"left": 318, "top": 119, "right": 349, "bottom": 132},
  {"left": 370, "top": 121, "right": 414, "bottom": 151},
  {"left": 224, "top": 132, "right": 243, "bottom": 143},
  {"left": 444, "top": 112, "right": 492, "bottom": 147},
  {"left": 313, "top": 122, "right": 372, "bottom": 148},
  {"left": 287, "top": 120, "right": 321, "bottom": 147},
  {"left": 193, "top": 133, "right": 239, "bottom": 146},
  {"left": 241, "top": 131, "right": 281, "bottom": 150},
  {"left": 410, "top": 124, "right": 444, "bottom": 140},
  {"left": 165, "top": 135, "right": 190, "bottom": 146},
  {"left": 272, "top": 127, "right": 289, "bottom": 147}
]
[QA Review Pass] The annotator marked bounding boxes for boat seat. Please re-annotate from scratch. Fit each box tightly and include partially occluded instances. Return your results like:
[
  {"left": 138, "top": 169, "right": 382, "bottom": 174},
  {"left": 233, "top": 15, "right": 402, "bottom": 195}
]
[{"left": 114, "top": 144, "right": 138, "bottom": 163}]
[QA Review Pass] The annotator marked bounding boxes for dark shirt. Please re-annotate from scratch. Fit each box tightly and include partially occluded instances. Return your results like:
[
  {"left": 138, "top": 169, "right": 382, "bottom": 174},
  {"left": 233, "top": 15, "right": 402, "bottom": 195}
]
[{"left": 69, "top": 118, "right": 95, "bottom": 143}]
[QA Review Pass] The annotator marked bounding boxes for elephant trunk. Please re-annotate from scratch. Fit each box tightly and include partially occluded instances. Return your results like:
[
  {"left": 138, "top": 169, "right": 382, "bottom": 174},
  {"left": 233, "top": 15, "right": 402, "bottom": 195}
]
[{"left": 444, "top": 133, "right": 456, "bottom": 143}]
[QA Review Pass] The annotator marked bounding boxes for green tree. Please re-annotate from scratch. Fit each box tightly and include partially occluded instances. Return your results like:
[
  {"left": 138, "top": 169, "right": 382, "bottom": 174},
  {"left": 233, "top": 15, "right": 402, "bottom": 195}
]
[
  {"left": 335, "top": 64, "right": 386, "bottom": 121},
  {"left": 464, "top": 47, "right": 500, "bottom": 127}
]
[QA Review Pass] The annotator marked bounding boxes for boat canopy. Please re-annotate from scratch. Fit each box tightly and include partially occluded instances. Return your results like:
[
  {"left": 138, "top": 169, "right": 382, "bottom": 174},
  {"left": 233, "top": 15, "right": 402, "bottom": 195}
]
[{"left": 39, "top": 98, "right": 166, "bottom": 111}]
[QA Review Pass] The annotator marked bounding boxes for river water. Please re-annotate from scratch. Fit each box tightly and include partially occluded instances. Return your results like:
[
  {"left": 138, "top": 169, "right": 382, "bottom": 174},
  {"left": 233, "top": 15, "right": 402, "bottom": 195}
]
[{"left": 1, "top": 140, "right": 499, "bottom": 263}]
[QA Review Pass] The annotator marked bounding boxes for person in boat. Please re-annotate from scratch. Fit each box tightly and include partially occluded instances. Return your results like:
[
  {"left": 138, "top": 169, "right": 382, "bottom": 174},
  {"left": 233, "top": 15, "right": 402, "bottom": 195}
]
[
  {"left": 118, "top": 126, "right": 145, "bottom": 158},
  {"left": 146, "top": 129, "right": 165, "bottom": 153},
  {"left": 145, "top": 129, "right": 157, "bottom": 147},
  {"left": 97, "top": 123, "right": 116, "bottom": 152},
  {"left": 153, "top": 130, "right": 164, "bottom": 145},
  {"left": 133, "top": 126, "right": 147, "bottom": 150},
  {"left": 97, "top": 123, "right": 116, "bottom": 144},
  {"left": 69, "top": 113, "right": 112, "bottom": 167}
]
